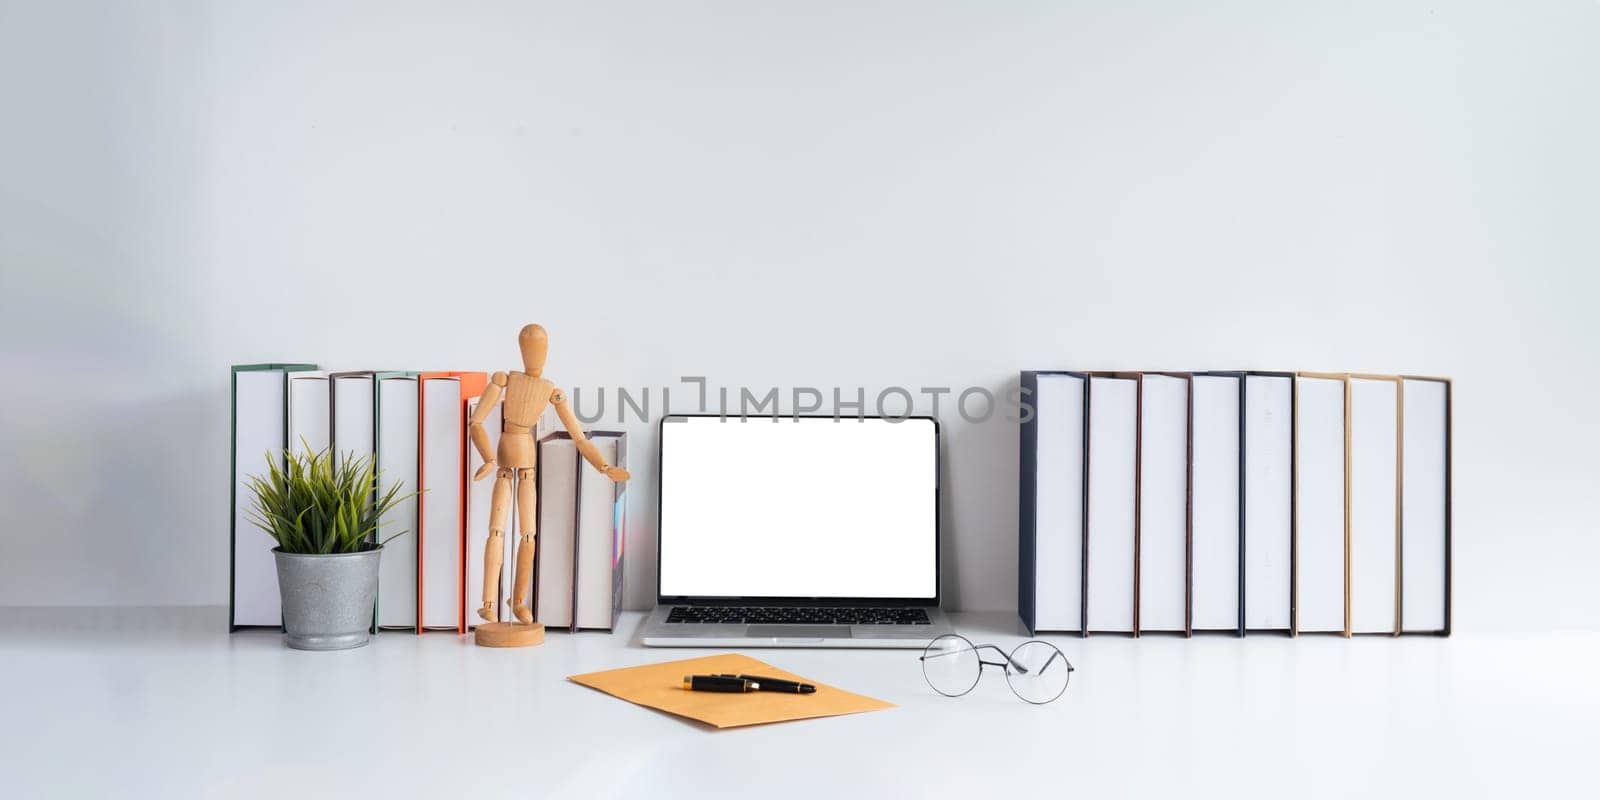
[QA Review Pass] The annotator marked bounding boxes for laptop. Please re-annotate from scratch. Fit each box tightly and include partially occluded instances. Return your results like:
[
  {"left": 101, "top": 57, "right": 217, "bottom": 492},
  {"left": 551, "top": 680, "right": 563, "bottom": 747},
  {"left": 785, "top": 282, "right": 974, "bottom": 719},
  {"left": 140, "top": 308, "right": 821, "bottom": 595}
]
[{"left": 640, "top": 414, "right": 955, "bottom": 648}]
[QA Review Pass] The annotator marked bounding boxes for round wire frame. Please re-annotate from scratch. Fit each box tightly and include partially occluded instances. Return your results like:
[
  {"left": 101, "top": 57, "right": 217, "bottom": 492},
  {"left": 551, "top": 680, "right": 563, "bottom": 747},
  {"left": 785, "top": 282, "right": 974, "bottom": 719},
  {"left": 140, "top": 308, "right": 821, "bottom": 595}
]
[{"left": 919, "top": 633, "right": 1074, "bottom": 705}]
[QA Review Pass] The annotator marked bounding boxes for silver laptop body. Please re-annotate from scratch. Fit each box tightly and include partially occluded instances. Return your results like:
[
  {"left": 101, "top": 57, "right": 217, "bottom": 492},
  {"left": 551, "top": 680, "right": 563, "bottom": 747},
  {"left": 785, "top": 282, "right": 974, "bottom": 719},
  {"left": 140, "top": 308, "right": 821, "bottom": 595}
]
[{"left": 640, "top": 414, "right": 954, "bottom": 648}]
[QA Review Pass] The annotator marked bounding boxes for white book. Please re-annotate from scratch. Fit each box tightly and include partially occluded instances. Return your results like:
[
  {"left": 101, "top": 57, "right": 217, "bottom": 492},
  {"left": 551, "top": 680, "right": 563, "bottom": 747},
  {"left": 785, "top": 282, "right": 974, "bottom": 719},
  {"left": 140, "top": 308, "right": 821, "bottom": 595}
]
[
  {"left": 375, "top": 375, "right": 419, "bottom": 630},
  {"left": 535, "top": 437, "right": 579, "bottom": 629},
  {"left": 419, "top": 377, "right": 463, "bottom": 632},
  {"left": 1087, "top": 375, "right": 1137, "bottom": 634},
  {"left": 331, "top": 374, "right": 375, "bottom": 471},
  {"left": 575, "top": 433, "right": 626, "bottom": 630},
  {"left": 287, "top": 373, "right": 330, "bottom": 459},
  {"left": 1243, "top": 374, "right": 1292, "bottom": 631},
  {"left": 1031, "top": 374, "right": 1085, "bottom": 633},
  {"left": 1191, "top": 374, "right": 1241, "bottom": 632},
  {"left": 1402, "top": 378, "right": 1449, "bottom": 633},
  {"left": 1296, "top": 375, "right": 1347, "bottom": 634},
  {"left": 232, "top": 368, "right": 290, "bottom": 628},
  {"left": 464, "top": 400, "right": 503, "bottom": 629},
  {"left": 1138, "top": 374, "right": 1188, "bottom": 634},
  {"left": 1350, "top": 377, "right": 1400, "bottom": 634},
  {"left": 330, "top": 373, "right": 378, "bottom": 632}
]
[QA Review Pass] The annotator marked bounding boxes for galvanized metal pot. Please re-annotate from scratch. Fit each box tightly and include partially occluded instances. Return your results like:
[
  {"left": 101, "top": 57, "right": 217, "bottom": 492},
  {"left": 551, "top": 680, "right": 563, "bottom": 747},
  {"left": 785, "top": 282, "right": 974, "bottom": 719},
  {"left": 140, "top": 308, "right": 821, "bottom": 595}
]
[{"left": 273, "top": 547, "right": 381, "bottom": 651}]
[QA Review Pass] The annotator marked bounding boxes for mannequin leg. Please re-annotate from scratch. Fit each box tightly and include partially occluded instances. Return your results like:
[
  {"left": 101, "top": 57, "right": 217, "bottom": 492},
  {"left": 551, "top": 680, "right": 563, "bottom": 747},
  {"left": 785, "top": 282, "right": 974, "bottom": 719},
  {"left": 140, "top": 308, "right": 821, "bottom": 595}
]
[
  {"left": 510, "top": 467, "right": 539, "bottom": 624},
  {"left": 479, "top": 467, "right": 514, "bottom": 621}
]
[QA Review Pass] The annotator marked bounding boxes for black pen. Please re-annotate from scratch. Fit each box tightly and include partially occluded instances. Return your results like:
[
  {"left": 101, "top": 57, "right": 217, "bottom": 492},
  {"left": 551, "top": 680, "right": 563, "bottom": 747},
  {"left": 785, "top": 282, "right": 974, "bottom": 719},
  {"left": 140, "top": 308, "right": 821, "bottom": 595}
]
[
  {"left": 683, "top": 675, "right": 760, "bottom": 693},
  {"left": 714, "top": 673, "right": 817, "bottom": 694}
]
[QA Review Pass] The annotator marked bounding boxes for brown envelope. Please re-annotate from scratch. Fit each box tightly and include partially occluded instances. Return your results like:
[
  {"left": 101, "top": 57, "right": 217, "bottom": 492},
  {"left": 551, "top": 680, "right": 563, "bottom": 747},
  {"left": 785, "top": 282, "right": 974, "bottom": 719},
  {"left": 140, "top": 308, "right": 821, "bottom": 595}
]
[{"left": 568, "top": 653, "right": 894, "bottom": 729}]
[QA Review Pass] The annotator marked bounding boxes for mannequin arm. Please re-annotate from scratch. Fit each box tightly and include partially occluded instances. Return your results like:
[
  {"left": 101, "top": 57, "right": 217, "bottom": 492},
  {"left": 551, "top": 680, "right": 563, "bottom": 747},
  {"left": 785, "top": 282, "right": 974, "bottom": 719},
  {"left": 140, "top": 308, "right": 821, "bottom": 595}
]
[
  {"left": 551, "top": 387, "right": 629, "bottom": 481},
  {"left": 469, "top": 372, "right": 506, "bottom": 480}
]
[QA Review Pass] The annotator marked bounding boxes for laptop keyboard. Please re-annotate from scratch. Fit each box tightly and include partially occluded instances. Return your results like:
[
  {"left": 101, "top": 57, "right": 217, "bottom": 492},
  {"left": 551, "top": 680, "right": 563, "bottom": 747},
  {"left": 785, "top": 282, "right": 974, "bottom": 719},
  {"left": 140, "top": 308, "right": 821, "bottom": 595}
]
[{"left": 665, "top": 606, "right": 931, "bottom": 625}]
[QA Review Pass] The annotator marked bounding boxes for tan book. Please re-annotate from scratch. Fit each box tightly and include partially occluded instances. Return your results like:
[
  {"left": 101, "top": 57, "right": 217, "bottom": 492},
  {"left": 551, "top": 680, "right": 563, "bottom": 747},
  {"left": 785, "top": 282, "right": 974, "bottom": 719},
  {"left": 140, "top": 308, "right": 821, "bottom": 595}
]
[
  {"left": 1349, "top": 375, "right": 1402, "bottom": 636},
  {"left": 1294, "top": 372, "right": 1349, "bottom": 636}
]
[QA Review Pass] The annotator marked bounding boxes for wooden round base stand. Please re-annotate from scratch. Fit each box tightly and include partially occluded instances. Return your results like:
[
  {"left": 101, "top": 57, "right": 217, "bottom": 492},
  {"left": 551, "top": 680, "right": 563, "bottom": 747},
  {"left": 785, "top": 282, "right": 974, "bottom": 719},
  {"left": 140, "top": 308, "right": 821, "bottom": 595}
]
[{"left": 474, "top": 622, "right": 545, "bottom": 648}]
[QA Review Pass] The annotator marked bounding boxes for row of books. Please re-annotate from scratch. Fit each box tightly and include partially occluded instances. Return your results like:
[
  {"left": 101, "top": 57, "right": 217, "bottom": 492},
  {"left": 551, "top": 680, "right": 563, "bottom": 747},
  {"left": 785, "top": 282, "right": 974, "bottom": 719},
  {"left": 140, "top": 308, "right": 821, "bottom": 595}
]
[
  {"left": 228, "top": 364, "right": 626, "bottom": 634},
  {"left": 1018, "top": 370, "right": 1451, "bottom": 637}
]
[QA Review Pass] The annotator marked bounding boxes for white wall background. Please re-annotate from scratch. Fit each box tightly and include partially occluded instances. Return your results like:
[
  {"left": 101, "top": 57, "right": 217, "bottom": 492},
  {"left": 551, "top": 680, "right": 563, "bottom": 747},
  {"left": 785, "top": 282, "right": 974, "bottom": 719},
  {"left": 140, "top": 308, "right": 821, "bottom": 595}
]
[{"left": 3, "top": 0, "right": 1596, "bottom": 631}]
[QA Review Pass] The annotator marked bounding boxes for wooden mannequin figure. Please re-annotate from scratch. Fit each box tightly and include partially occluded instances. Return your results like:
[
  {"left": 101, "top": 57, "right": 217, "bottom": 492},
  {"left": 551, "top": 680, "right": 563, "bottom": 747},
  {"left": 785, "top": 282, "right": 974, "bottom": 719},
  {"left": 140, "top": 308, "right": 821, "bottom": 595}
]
[{"left": 470, "top": 324, "right": 630, "bottom": 647}]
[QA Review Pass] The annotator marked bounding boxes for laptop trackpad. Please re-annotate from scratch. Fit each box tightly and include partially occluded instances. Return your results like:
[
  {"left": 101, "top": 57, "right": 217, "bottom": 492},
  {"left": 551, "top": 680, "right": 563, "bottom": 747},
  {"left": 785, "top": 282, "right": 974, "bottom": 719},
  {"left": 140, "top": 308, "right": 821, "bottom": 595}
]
[{"left": 748, "top": 625, "right": 851, "bottom": 639}]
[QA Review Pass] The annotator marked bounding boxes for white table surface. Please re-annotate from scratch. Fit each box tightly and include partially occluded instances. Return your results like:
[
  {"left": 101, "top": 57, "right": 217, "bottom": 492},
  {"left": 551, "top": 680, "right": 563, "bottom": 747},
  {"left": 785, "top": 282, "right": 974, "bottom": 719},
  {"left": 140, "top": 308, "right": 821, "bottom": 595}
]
[{"left": 3, "top": 608, "right": 1593, "bottom": 799}]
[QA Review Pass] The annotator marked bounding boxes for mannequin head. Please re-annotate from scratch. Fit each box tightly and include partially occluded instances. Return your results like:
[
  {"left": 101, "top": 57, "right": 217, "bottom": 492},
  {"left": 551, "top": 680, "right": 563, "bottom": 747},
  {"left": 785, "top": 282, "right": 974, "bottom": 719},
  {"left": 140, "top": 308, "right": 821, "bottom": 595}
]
[{"left": 518, "top": 324, "right": 548, "bottom": 377}]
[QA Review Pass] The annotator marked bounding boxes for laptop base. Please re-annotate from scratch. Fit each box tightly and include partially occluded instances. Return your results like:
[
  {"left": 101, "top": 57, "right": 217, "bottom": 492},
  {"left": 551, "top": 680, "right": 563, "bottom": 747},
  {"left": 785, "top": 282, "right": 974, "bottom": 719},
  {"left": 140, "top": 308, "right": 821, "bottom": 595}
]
[{"left": 639, "top": 605, "right": 954, "bottom": 648}]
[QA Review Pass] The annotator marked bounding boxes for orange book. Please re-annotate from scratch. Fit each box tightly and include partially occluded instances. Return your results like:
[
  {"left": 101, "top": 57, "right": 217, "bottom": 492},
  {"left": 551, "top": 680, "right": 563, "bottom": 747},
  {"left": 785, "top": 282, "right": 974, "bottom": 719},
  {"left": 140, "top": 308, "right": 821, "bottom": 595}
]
[{"left": 416, "top": 371, "right": 488, "bottom": 634}]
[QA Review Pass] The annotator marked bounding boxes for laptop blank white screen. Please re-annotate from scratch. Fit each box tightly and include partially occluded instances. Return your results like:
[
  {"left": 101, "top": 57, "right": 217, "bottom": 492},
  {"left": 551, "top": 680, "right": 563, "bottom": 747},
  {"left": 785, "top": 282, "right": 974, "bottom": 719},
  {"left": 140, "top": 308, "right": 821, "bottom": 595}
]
[{"left": 658, "top": 416, "right": 938, "bottom": 600}]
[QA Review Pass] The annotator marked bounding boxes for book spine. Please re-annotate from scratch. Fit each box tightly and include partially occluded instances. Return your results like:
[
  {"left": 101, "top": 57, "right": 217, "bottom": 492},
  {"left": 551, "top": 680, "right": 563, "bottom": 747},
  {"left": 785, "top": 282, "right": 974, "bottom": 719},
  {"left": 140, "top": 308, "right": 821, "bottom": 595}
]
[
  {"left": 1132, "top": 373, "right": 1142, "bottom": 639},
  {"left": 458, "top": 395, "right": 468, "bottom": 636},
  {"left": 611, "top": 435, "right": 627, "bottom": 632},
  {"left": 1184, "top": 375, "right": 1194, "bottom": 638},
  {"left": 1235, "top": 375, "right": 1246, "bottom": 637},
  {"left": 229, "top": 369, "right": 240, "bottom": 632},
  {"left": 1443, "top": 380, "right": 1452, "bottom": 637},
  {"left": 416, "top": 379, "right": 426, "bottom": 635},
  {"left": 570, "top": 449, "right": 582, "bottom": 634},
  {"left": 1018, "top": 371, "right": 1039, "bottom": 636},
  {"left": 1077, "top": 376, "right": 1089, "bottom": 638},
  {"left": 1080, "top": 376, "right": 1091, "bottom": 638},
  {"left": 533, "top": 436, "right": 546, "bottom": 625}
]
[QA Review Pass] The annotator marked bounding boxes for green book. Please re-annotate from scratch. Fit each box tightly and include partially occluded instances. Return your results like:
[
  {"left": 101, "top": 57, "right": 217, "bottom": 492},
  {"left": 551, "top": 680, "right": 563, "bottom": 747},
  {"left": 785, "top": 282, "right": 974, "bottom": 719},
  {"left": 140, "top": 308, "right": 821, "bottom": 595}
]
[{"left": 230, "top": 363, "right": 317, "bottom": 632}]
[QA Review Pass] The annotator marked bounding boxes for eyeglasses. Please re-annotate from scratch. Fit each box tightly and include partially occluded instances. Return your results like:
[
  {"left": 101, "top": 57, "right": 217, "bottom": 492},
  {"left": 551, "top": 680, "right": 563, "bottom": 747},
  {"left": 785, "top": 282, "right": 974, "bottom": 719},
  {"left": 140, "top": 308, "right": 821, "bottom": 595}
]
[{"left": 919, "top": 634, "right": 1074, "bottom": 705}]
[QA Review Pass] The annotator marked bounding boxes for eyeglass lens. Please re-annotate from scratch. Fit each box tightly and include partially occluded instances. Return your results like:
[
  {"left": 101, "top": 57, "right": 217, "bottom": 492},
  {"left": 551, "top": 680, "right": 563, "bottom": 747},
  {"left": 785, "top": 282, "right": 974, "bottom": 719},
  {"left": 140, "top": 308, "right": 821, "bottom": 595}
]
[
  {"left": 921, "top": 634, "right": 981, "bottom": 697},
  {"left": 1004, "top": 640, "right": 1071, "bottom": 704}
]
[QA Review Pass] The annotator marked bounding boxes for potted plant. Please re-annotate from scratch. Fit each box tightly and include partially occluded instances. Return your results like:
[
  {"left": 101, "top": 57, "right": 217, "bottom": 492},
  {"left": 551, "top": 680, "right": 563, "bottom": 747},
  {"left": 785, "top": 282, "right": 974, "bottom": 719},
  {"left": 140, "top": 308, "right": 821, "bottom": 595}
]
[{"left": 245, "top": 444, "right": 414, "bottom": 650}]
